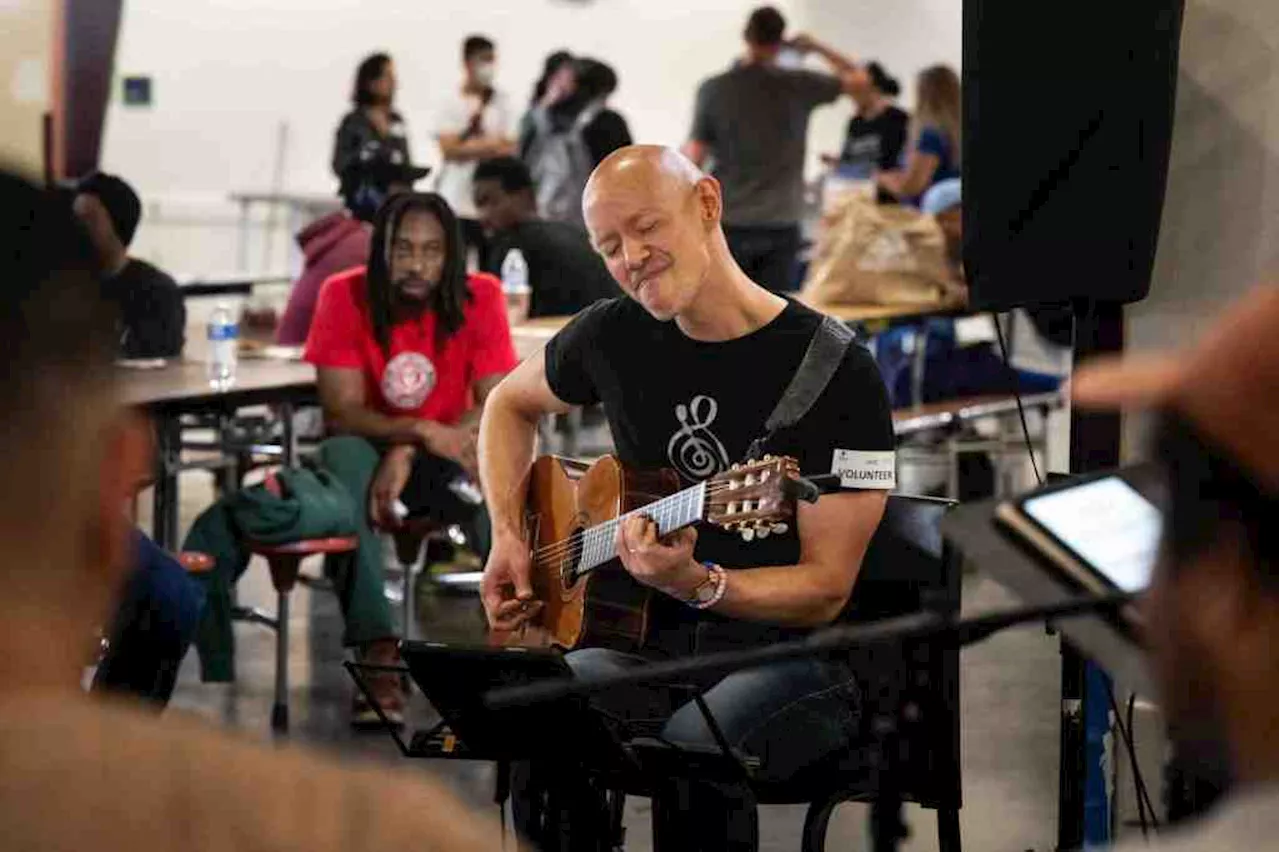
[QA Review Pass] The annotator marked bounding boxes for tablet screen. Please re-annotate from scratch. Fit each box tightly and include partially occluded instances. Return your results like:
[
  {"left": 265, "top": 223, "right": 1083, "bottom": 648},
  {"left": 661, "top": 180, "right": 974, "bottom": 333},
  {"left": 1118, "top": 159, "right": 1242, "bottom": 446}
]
[{"left": 1021, "top": 476, "right": 1163, "bottom": 592}]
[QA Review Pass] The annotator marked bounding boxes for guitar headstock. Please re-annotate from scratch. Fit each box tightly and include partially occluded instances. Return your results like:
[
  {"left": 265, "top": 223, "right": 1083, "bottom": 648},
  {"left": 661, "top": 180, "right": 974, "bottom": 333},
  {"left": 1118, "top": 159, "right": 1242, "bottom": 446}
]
[{"left": 705, "top": 455, "right": 800, "bottom": 541}]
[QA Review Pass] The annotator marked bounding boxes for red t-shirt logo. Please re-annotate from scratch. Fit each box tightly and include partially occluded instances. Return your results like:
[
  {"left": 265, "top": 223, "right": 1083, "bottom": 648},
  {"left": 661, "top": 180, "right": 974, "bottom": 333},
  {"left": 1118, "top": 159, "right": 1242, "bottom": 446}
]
[{"left": 381, "top": 351, "right": 437, "bottom": 411}]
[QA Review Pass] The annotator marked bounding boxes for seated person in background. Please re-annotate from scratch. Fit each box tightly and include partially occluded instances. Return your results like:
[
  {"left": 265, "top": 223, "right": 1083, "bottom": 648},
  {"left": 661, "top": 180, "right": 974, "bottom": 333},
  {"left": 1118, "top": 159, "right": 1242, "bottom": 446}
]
[
  {"left": 875, "top": 65, "right": 961, "bottom": 207},
  {"left": 920, "top": 177, "right": 963, "bottom": 270},
  {"left": 305, "top": 192, "right": 517, "bottom": 726},
  {"left": 277, "top": 158, "right": 429, "bottom": 346},
  {"left": 1074, "top": 285, "right": 1277, "bottom": 850},
  {"left": 73, "top": 172, "right": 185, "bottom": 358},
  {"left": 479, "top": 146, "right": 893, "bottom": 850},
  {"left": 473, "top": 156, "right": 618, "bottom": 319},
  {"left": 0, "top": 166, "right": 500, "bottom": 852}
]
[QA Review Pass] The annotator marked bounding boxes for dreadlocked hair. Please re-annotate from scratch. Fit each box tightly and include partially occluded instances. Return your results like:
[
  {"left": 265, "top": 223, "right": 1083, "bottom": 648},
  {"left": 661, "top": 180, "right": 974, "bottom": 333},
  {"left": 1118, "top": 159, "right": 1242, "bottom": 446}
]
[{"left": 366, "top": 191, "right": 471, "bottom": 355}]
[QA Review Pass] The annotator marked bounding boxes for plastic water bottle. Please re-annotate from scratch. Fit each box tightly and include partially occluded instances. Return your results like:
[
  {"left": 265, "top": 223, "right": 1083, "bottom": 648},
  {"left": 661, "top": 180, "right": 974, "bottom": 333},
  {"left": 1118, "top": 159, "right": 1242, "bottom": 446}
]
[
  {"left": 206, "top": 302, "right": 239, "bottom": 389},
  {"left": 500, "top": 247, "right": 531, "bottom": 324}
]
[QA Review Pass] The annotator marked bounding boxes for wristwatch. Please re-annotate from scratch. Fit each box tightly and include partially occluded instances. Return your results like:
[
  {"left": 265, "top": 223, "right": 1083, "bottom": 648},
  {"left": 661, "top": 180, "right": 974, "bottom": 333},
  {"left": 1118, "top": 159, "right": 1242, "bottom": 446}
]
[{"left": 687, "top": 561, "right": 727, "bottom": 610}]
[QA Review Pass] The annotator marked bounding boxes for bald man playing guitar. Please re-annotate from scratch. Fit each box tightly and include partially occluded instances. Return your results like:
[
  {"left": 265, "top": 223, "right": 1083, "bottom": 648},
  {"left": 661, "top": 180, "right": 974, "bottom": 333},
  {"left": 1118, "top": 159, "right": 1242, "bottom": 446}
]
[{"left": 477, "top": 146, "right": 895, "bottom": 851}]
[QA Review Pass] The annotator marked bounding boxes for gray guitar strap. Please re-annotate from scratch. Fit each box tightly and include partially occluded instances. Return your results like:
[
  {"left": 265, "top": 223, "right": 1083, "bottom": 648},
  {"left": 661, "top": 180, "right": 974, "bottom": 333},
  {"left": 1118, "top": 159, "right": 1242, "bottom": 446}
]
[{"left": 743, "top": 316, "right": 857, "bottom": 462}]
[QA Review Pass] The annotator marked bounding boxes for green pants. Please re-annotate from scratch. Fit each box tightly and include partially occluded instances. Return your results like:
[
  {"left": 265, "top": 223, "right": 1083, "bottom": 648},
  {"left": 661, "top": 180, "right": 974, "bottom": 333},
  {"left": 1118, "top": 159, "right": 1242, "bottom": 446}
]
[{"left": 316, "top": 436, "right": 395, "bottom": 647}]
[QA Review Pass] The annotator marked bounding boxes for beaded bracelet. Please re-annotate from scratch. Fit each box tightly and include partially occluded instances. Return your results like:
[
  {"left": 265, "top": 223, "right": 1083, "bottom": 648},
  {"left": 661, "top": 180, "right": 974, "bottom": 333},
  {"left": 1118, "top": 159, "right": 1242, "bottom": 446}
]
[{"left": 690, "top": 562, "right": 728, "bottom": 610}]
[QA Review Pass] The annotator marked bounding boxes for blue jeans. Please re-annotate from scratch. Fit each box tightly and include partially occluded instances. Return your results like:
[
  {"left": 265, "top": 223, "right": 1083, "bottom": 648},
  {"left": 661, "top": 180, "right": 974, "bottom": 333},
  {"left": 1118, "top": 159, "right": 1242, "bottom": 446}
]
[
  {"left": 511, "top": 645, "right": 861, "bottom": 851},
  {"left": 94, "top": 531, "right": 206, "bottom": 706}
]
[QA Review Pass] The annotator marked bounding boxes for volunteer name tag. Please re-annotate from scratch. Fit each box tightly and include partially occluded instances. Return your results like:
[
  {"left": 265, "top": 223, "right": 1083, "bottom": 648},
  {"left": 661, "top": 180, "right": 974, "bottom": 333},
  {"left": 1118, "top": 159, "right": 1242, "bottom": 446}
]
[{"left": 831, "top": 449, "right": 897, "bottom": 490}]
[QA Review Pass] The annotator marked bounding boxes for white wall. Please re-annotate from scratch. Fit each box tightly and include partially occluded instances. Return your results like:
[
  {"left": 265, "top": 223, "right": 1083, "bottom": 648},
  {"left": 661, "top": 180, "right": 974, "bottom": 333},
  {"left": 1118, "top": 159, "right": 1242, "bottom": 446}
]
[
  {"left": 100, "top": 0, "right": 962, "bottom": 274},
  {"left": 1121, "top": 0, "right": 1277, "bottom": 457},
  {"left": 1, "top": 0, "right": 54, "bottom": 176}
]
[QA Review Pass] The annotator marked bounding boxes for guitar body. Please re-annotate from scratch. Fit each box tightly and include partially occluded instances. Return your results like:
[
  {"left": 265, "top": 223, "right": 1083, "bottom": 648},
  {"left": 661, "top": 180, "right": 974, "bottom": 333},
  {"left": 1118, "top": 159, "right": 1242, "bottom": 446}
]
[{"left": 519, "top": 454, "right": 680, "bottom": 651}]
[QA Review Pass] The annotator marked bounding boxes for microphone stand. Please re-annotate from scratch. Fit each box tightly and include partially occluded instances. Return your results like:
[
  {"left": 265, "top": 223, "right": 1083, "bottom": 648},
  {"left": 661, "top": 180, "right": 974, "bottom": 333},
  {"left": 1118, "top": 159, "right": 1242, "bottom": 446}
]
[
  {"left": 485, "top": 592, "right": 1134, "bottom": 708},
  {"left": 486, "top": 592, "right": 1133, "bottom": 852}
]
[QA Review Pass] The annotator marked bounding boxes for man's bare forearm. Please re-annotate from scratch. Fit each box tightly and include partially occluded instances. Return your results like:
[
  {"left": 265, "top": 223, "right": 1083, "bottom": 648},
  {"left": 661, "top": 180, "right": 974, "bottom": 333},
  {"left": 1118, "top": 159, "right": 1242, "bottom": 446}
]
[
  {"left": 477, "top": 384, "right": 541, "bottom": 538},
  {"left": 808, "top": 37, "right": 857, "bottom": 73},
  {"left": 712, "top": 561, "right": 855, "bottom": 627},
  {"left": 325, "top": 404, "right": 424, "bottom": 444}
]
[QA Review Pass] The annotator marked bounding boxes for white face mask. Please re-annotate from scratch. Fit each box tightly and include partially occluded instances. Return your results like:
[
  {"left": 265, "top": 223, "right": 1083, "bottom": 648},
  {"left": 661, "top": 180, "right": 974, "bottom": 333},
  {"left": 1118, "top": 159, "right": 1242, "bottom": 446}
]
[{"left": 473, "top": 62, "right": 496, "bottom": 87}]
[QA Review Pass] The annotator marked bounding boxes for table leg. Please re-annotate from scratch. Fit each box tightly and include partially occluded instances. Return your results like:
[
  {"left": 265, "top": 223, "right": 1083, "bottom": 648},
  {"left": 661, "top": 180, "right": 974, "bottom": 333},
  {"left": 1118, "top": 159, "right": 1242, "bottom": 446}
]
[
  {"left": 562, "top": 407, "right": 583, "bottom": 457},
  {"left": 279, "top": 402, "right": 296, "bottom": 467},
  {"left": 151, "top": 416, "right": 181, "bottom": 550}
]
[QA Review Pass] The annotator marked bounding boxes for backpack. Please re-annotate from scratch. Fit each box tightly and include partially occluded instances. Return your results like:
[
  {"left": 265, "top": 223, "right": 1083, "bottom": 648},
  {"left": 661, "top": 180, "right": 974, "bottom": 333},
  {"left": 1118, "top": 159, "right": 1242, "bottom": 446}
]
[{"left": 528, "top": 103, "right": 601, "bottom": 226}]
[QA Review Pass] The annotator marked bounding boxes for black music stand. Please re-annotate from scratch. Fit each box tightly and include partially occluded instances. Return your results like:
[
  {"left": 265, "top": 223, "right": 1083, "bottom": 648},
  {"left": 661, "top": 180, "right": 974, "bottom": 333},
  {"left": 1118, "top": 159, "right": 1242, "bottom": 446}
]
[{"left": 343, "top": 650, "right": 762, "bottom": 849}]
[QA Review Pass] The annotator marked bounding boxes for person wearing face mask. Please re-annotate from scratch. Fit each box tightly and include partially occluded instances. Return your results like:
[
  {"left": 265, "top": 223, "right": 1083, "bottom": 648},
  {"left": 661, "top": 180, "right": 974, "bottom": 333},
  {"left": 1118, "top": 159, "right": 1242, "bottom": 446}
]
[
  {"left": 295, "top": 192, "right": 517, "bottom": 726},
  {"left": 435, "top": 35, "right": 516, "bottom": 268}
]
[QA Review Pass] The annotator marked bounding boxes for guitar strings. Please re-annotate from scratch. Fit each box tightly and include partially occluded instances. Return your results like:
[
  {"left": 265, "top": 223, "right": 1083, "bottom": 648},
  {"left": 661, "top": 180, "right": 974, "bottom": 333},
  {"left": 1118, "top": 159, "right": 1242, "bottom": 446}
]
[
  {"left": 527, "top": 480, "right": 742, "bottom": 563},
  {"left": 527, "top": 480, "right": 776, "bottom": 564},
  {"left": 527, "top": 480, "right": 782, "bottom": 568}
]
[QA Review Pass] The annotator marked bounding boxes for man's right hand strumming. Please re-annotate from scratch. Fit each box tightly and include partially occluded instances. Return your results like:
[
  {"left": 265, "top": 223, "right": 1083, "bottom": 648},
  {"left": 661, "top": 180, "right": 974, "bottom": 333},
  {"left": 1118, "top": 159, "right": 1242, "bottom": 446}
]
[{"left": 481, "top": 529, "right": 543, "bottom": 632}]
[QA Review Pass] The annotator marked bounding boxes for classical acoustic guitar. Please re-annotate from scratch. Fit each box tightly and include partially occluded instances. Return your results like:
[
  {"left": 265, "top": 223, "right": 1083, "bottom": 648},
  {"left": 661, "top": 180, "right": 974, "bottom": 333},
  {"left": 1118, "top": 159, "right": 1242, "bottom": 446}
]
[{"left": 495, "top": 454, "right": 801, "bottom": 651}]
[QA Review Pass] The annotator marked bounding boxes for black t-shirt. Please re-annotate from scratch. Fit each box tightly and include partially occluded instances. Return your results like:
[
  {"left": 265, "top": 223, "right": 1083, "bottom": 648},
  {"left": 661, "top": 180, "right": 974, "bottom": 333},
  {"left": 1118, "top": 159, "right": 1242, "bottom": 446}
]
[
  {"left": 840, "top": 107, "right": 910, "bottom": 204},
  {"left": 545, "top": 297, "right": 894, "bottom": 637},
  {"left": 102, "top": 258, "right": 186, "bottom": 359},
  {"left": 839, "top": 106, "right": 910, "bottom": 176},
  {"left": 483, "top": 220, "right": 619, "bottom": 318},
  {"left": 581, "top": 108, "right": 633, "bottom": 167}
]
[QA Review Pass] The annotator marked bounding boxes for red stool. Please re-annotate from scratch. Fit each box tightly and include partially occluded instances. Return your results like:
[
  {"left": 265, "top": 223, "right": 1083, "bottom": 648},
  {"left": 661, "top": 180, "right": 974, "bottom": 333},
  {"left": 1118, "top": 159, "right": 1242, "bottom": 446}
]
[
  {"left": 243, "top": 472, "right": 358, "bottom": 733},
  {"left": 177, "top": 551, "right": 215, "bottom": 574}
]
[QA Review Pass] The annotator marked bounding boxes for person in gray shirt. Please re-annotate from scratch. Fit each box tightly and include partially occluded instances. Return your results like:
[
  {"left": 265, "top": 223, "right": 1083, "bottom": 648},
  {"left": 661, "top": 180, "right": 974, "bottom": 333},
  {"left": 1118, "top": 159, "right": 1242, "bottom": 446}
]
[{"left": 683, "top": 6, "right": 855, "bottom": 292}]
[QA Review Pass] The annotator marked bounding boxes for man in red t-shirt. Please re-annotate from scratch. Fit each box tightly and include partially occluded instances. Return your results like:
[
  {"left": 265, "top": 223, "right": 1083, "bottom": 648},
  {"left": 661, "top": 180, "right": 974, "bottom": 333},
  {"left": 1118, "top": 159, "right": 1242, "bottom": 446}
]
[{"left": 305, "top": 191, "right": 517, "bottom": 725}]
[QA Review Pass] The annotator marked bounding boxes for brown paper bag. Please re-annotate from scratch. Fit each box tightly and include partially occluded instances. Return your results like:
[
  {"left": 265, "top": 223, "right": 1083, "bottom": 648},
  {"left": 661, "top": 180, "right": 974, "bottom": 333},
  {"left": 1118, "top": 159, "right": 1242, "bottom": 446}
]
[{"left": 801, "top": 194, "right": 964, "bottom": 307}]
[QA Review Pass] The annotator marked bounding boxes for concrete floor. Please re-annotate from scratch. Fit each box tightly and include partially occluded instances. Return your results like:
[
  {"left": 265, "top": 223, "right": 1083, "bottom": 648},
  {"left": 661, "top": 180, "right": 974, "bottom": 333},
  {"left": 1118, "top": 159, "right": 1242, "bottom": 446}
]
[{"left": 154, "top": 463, "right": 1071, "bottom": 851}]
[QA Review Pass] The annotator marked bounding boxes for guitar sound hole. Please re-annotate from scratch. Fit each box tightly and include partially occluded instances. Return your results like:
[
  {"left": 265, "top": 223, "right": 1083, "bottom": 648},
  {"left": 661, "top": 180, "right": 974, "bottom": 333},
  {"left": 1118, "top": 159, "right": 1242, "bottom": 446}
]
[{"left": 558, "top": 527, "right": 585, "bottom": 591}]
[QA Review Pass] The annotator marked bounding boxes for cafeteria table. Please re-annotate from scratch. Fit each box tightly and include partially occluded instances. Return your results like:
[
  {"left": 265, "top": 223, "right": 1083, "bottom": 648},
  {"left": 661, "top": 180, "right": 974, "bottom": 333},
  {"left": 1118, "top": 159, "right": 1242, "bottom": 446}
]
[{"left": 118, "top": 356, "right": 317, "bottom": 549}]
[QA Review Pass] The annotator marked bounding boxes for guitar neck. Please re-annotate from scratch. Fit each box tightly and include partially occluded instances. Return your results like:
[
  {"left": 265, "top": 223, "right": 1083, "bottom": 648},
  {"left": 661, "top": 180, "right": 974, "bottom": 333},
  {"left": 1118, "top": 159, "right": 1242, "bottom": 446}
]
[{"left": 571, "top": 481, "right": 708, "bottom": 579}]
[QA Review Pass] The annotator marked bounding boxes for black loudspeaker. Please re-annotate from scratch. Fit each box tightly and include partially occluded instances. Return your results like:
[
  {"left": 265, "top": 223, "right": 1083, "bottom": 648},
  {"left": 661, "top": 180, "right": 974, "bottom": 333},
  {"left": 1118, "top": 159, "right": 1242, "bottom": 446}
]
[{"left": 962, "top": 0, "right": 1186, "bottom": 311}]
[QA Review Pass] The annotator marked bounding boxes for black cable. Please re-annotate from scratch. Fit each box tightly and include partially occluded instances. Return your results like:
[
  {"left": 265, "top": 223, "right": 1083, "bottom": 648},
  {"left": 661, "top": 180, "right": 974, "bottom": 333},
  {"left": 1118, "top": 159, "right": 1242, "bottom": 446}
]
[
  {"left": 1104, "top": 681, "right": 1161, "bottom": 837},
  {"left": 992, "top": 312, "right": 1044, "bottom": 486},
  {"left": 1126, "top": 694, "right": 1149, "bottom": 837},
  {"left": 1127, "top": 693, "right": 1161, "bottom": 833}
]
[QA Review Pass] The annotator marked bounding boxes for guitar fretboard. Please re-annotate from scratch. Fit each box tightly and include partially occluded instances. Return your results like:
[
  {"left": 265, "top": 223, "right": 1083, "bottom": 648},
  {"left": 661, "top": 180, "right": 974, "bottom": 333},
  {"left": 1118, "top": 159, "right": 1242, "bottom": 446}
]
[{"left": 568, "top": 481, "right": 708, "bottom": 579}]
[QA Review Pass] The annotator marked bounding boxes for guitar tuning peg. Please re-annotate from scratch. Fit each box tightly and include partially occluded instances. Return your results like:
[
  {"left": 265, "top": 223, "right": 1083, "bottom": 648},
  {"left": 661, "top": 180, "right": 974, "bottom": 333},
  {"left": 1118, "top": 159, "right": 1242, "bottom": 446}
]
[
  {"left": 740, "top": 526, "right": 756, "bottom": 542},
  {"left": 755, "top": 523, "right": 771, "bottom": 539},
  {"left": 740, "top": 499, "right": 754, "bottom": 513},
  {"left": 763, "top": 454, "right": 774, "bottom": 461},
  {"left": 726, "top": 501, "right": 739, "bottom": 515},
  {"left": 772, "top": 522, "right": 789, "bottom": 535},
  {"left": 731, "top": 463, "right": 741, "bottom": 471},
  {"left": 743, "top": 473, "right": 756, "bottom": 486}
]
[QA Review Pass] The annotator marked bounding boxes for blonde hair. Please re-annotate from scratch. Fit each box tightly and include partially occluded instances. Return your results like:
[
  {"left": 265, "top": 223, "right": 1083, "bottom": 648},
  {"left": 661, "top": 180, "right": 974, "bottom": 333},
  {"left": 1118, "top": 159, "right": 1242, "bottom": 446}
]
[{"left": 914, "top": 65, "right": 962, "bottom": 165}]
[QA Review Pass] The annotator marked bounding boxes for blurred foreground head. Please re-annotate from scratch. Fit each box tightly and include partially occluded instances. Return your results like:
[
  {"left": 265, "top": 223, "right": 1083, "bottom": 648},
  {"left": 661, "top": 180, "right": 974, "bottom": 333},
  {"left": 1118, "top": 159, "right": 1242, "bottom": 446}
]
[
  {"left": 1074, "top": 284, "right": 1278, "bottom": 785},
  {"left": 0, "top": 168, "right": 149, "bottom": 685}
]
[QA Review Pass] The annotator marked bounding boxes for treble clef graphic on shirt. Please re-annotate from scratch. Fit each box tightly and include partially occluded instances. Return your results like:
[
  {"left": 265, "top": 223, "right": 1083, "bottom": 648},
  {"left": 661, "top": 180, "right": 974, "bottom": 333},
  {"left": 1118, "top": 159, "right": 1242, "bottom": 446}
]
[{"left": 666, "top": 395, "right": 730, "bottom": 480}]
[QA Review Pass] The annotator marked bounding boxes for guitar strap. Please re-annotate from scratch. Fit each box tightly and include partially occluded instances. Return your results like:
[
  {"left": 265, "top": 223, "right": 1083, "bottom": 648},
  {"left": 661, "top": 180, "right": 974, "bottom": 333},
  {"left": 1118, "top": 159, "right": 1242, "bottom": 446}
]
[{"left": 742, "top": 315, "right": 857, "bottom": 463}]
